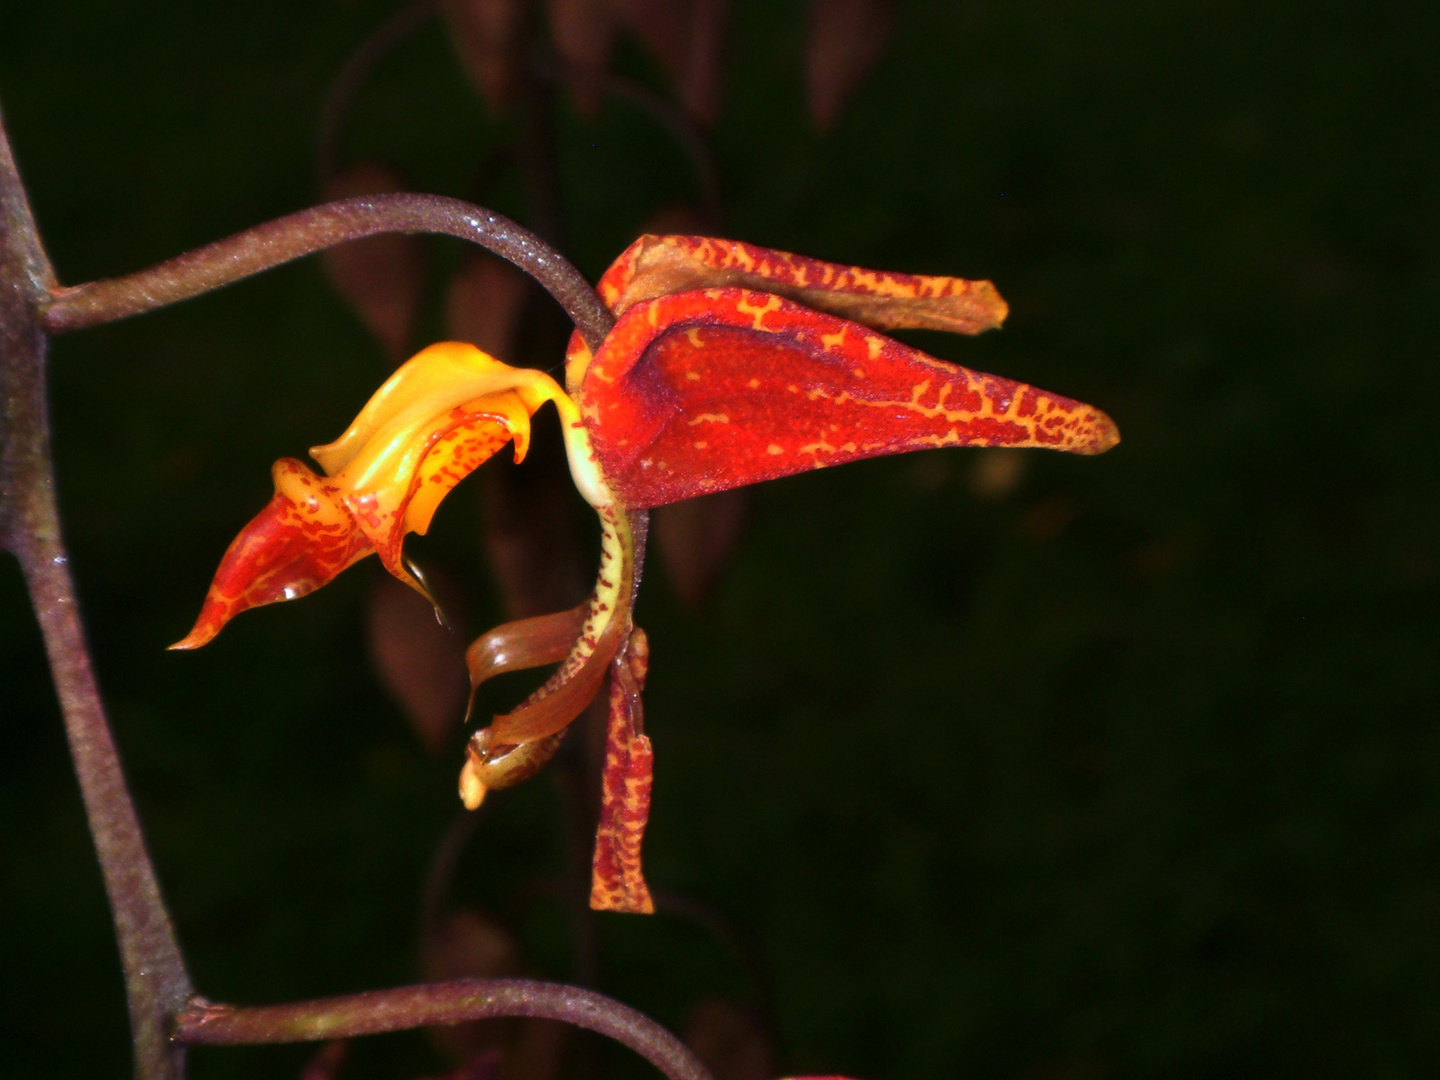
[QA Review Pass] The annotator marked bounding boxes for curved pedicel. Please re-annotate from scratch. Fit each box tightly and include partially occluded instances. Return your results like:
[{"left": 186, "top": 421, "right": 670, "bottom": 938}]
[
  {"left": 458, "top": 504, "right": 639, "bottom": 810},
  {"left": 43, "top": 194, "right": 616, "bottom": 356}
]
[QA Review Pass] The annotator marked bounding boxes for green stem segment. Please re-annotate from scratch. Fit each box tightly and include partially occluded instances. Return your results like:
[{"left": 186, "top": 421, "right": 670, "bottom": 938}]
[{"left": 1, "top": 107, "right": 193, "bottom": 1080}]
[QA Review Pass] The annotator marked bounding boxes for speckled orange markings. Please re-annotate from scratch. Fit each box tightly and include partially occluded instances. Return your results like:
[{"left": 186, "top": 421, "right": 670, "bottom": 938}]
[
  {"left": 590, "top": 628, "right": 655, "bottom": 914},
  {"left": 178, "top": 235, "right": 1120, "bottom": 918},
  {"left": 573, "top": 284, "right": 1117, "bottom": 508}
]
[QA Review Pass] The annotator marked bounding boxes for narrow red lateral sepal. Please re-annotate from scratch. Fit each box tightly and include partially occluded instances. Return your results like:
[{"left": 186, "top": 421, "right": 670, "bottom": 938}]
[{"left": 589, "top": 628, "right": 654, "bottom": 914}]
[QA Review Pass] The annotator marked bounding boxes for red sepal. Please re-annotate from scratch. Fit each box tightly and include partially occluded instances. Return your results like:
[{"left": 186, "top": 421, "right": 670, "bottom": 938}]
[{"left": 575, "top": 287, "right": 1119, "bottom": 509}]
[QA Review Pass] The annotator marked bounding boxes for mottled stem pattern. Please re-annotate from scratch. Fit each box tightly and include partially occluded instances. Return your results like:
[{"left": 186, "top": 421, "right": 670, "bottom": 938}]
[
  {"left": 42, "top": 193, "right": 616, "bottom": 353},
  {"left": 1, "top": 106, "right": 193, "bottom": 1080},
  {"left": 174, "top": 979, "right": 713, "bottom": 1080}
]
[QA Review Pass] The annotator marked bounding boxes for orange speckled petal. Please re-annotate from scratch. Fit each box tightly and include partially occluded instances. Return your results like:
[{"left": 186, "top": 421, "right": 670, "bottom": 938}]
[
  {"left": 575, "top": 287, "right": 1120, "bottom": 509},
  {"left": 590, "top": 627, "right": 654, "bottom": 914},
  {"left": 336, "top": 397, "right": 531, "bottom": 585},
  {"left": 171, "top": 459, "right": 373, "bottom": 649},
  {"left": 405, "top": 392, "right": 533, "bottom": 537},
  {"left": 595, "top": 234, "right": 1008, "bottom": 335}
]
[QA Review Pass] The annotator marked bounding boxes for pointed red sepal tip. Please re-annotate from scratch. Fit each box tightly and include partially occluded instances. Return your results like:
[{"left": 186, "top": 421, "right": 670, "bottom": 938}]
[
  {"left": 575, "top": 287, "right": 1120, "bottom": 509},
  {"left": 170, "top": 459, "right": 372, "bottom": 650}
]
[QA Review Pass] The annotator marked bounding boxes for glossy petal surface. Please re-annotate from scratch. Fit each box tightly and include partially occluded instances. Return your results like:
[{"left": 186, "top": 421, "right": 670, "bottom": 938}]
[
  {"left": 177, "top": 343, "right": 572, "bottom": 647},
  {"left": 572, "top": 286, "right": 1119, "bottom": 508},
  {"left": 172, "top": 458, "right": 373, "bottom": 649}
]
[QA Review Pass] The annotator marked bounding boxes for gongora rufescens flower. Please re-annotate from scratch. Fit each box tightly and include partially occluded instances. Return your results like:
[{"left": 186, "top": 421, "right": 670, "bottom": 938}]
[{"left": 178, "top": 234, "right": 1119, "bottom": 913}]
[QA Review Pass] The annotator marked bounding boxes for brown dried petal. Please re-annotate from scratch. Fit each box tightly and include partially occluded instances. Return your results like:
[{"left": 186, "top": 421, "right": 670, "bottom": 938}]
[{"left": 465, "top": 603, "right": 589, "bottom": 703}]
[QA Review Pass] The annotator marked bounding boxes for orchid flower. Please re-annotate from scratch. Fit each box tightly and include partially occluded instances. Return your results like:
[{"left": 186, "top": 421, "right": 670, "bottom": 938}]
[{"left": 177, "top": 234, "right": 1119, "bottom": 913}]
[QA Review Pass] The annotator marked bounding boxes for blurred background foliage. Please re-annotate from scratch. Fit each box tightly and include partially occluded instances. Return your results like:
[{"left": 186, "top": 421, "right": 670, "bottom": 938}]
[{"left": 2, "top": 0, "right": 1439, "bottom": 1077}]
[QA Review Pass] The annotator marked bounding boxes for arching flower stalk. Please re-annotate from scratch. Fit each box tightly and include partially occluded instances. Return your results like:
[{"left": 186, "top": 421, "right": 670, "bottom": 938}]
[{"left": 177, "top": 234, "right": 1120, "bottom": 913}]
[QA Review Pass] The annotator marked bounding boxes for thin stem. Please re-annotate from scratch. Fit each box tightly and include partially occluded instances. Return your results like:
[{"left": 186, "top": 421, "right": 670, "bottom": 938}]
[
  {"left": 42, "top": 193, "right": 615, "bottom": 354},
  {"left": 317, "top": 0, "right": 440, "bottom": 184},
  {"left": 417, "top": 807, "right": 483, "bottom": 938},
  {"left": 2, "top": 106, "right": 192, "bottom": 1080},
  {"left": 173, "top": 979, "right": 714, "bottom": 1080},
  {"left": 599, "top": 75, "right": 723, "bottom": 227},
  {"left": 532, "top": 54, "right": 723, "bottom": 226}
]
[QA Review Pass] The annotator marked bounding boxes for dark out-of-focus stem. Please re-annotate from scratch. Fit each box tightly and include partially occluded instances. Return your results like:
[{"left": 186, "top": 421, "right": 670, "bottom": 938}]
[
  {"left": 174, "top": 979, "right": 714, "bottom": 1080},
  {"left": 535, "top": 55, "right": 723, "bottom": 227},
  {"left": 316, "top": 0, "right": 439, "bottom": 184},
  {"left": 42, "top": 193, "right": 616, "bottom": 353},
  {"left": 1, "top": 106, "right": 193, "bottom": 1080}
]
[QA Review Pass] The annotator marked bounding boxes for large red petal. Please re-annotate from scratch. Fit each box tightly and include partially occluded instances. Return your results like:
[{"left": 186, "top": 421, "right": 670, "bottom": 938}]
[{"left": 576, "top": 287, "right": 1120, "bottom": 509}]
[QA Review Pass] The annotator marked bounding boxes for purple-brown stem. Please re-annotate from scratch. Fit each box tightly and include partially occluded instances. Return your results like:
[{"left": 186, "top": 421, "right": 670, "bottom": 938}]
[
  {"left": 174, "top": 979, "right": 713, "bottom": 1080},
  {"left": 42, "top": 193, "right": 616, "bottom": 353},
  {"left": 1, "top": 106, "right": 193, "bottom": 1080}
]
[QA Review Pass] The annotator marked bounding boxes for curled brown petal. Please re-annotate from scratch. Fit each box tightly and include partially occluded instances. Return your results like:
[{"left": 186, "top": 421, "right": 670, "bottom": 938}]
[
  {"left": 461, "top": 729, "right": 567, "bottom": 808},
  {"left": 464, "top": 603, "right": 589, "bottom": 721},
  {"left": 486, "top": 506, "right": 638, "bottom": 746},
  {"left": 597, "top": 233, "right": 1006, "bottom": 336},
  {"left": 487, "top": 599, "right": 629, "bottom": 745}
]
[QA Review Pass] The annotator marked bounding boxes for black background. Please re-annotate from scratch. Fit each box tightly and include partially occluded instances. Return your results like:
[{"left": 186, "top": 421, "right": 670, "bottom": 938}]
[{"left": 2, "top": 1, "right": 1438, "bottom": 1077}]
